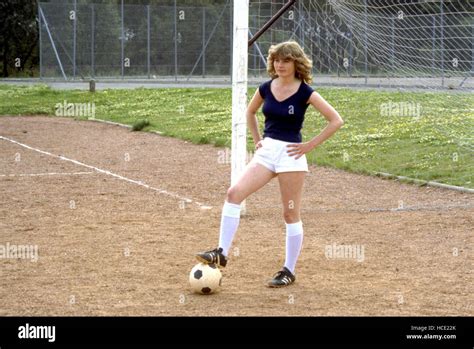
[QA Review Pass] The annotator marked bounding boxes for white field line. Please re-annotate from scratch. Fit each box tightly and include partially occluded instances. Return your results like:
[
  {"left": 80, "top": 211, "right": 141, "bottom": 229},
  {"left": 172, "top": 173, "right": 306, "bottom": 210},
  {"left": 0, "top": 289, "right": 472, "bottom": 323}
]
[
  {"left": 375, "top": 172, "right": 474, "bottom": 194},
  {"left": 0, "top": 171, "right": 94, "bottom": 177},
  {"left": 0, "top": 136, "right": 212, "bottom": 209}
]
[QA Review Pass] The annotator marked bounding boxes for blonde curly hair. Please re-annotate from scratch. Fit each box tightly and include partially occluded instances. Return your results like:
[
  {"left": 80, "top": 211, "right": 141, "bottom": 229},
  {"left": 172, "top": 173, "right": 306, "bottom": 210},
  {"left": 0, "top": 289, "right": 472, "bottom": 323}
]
[{"left": 267, "top": 41, "right": 313, "bottom": 84}]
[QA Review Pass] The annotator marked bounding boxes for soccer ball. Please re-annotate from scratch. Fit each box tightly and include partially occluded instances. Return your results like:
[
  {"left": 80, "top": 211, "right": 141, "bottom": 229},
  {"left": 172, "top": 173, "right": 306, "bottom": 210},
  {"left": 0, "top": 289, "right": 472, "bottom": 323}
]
[{"left": 189, "top": 263, "right": 222, "bottom": 295}]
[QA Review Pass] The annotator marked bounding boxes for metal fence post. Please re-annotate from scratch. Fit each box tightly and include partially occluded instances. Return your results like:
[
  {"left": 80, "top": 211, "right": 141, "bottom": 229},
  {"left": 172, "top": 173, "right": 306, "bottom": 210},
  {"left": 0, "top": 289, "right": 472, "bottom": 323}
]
[
  {"left": 174, "top": 0, "right": 178, "bottom": 81},
  {"left": 391, "top": 16, "right": 395, "bottom": 76},
  {"left": 229, "top": 3, "right": 233, "bottom": 81},
  {"left": 38, "top": 3, "right": 43, "bottom": 79},
  {"left": 91, "top": 3, "right": 95, "bottom": 78},
  {"left": 432, "top": 15, "right": 436, "bottom": 77},
  {"left": 364, "top": 0, "right": 368, "bottom": 85},
  {"left": 348, "top": 16, "right": 352, "bottom": 77},
  {"left": 325, "top": 25, "right": 331, "bottom": 74},
  {"left": 270, "top": 1, "right": 274, "bottom": 45},
  {"left": 147, "top": 4, "right": 151, "bottom": 79},
  {"left": 298, "top": 1, "right": 302, "bottom": 43},
  {"left": 336, "top": 34, "right": 339, "bottom": 77},
  {"left": 73, "top": 0, "right": 77, "bottom": 79},
  {"left": 202, "top": 7, "right": 206, "bottom": 77},
  {"left": 121, "top": 0, "right": 124, "bottom": 79},
  {"left": 299, "top": 1, "right": 304, "bottom": 48},
  {"left": 440, "top": 0, "right": 444, "bottom": 87},
  {"left": 253, "top": 14, "right": 257, "bottom": 75}
]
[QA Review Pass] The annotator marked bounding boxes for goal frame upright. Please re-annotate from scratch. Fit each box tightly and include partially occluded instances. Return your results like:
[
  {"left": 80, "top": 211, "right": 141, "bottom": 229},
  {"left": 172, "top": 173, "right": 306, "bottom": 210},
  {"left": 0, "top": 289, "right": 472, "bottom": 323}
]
[
  {"left": 231, "top": 0, "right": 297, "bottom": 215},
  {"left": 231, "top": 0, "right": 249, "bottom": 214}
]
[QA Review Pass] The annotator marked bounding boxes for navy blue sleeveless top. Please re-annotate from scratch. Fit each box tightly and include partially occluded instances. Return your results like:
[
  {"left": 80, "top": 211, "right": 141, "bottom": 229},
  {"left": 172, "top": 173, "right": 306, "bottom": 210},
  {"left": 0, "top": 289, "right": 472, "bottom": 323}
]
[{"left": 258, "top": 79, "right": 314, "bottom": 143}]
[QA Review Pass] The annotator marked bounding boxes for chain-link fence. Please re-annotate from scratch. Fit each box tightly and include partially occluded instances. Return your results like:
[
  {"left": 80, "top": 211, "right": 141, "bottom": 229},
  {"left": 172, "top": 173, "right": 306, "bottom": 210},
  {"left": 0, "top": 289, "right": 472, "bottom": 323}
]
[
  {"left": 39, "top": 1, "right": 233, "bottom": 80},
  {"left": 38, "top": 0, "right": 473, "bottom": 89}
]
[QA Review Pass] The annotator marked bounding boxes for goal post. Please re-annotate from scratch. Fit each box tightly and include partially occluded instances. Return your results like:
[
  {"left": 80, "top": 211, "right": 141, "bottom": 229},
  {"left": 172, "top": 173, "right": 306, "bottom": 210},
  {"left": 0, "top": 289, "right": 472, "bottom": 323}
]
[
  {"left": 231, "top": 0, "right": 298, "bottom": 215},
  {"left": 231, "top": 0, "right": 249, "bottom": 214}
]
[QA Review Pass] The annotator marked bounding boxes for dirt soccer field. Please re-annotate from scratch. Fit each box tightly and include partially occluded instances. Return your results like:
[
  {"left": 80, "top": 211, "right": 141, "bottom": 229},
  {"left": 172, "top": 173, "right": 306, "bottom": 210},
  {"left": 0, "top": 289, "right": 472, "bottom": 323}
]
[{"left": 0, "top": 116, "right": 472, "bottom": 316}]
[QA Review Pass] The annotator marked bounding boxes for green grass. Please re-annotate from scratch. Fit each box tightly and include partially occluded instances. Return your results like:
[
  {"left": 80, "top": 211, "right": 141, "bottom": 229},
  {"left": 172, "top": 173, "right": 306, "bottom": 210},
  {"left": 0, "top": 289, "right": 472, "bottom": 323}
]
[{"left": 0, "top": 84, "right": 472, "bottom": 188}]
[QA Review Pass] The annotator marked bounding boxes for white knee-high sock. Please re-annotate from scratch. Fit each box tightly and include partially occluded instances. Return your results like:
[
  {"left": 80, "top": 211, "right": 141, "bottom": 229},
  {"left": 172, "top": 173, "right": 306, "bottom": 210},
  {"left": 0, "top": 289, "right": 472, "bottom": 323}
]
[
  {"left": 284, "top": 221, "right": 303, "bottom": 274},
  {"left": 218, "top": 201, "right": 241, "bottom": 257}
]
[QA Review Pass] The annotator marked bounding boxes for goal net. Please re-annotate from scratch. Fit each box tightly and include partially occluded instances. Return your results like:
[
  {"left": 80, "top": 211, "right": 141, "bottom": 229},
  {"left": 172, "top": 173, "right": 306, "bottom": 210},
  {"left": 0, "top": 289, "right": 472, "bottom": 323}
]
[{"left": 248, "top": 0, "right": 473, "bottom": 89}]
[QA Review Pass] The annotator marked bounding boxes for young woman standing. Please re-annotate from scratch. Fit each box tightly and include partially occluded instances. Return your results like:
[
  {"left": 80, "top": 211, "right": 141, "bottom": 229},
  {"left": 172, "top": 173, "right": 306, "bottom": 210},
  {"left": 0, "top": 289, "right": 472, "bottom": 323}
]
[{"left": 197, "top": 41, "right": 344, "bottom": 287}]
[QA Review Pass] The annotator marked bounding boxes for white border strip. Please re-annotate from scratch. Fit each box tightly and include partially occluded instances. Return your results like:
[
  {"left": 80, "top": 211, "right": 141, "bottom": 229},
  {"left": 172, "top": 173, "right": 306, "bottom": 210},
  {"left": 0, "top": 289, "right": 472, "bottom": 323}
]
[
  {"left": 0, "top": 136, "right": 212, "bottom": 209},
  {"left": 87, "top": 118, "right": 132, "bottom": 129},
  {"left": 87, "top": 117, "right": 163, "bottom": 135},
  {"left": 375, "top": 172, "right": 474, "bottom": 194},
  {"left": 0, "top": 171, "right": 93, "bottom": 177}
]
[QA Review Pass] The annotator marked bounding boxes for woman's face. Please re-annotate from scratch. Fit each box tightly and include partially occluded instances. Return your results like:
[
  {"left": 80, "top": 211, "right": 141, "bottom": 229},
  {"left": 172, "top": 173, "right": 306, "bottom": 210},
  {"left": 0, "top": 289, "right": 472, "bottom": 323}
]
[{"left": 274, "top": 56, "right": 296, "bottom": 78}]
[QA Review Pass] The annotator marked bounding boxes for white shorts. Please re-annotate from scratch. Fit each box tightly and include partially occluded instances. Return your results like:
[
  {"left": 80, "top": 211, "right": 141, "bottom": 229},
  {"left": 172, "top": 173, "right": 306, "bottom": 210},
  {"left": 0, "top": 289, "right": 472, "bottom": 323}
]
[{"left": 250, "top": 137, "right": 309, "bottom": 173}]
